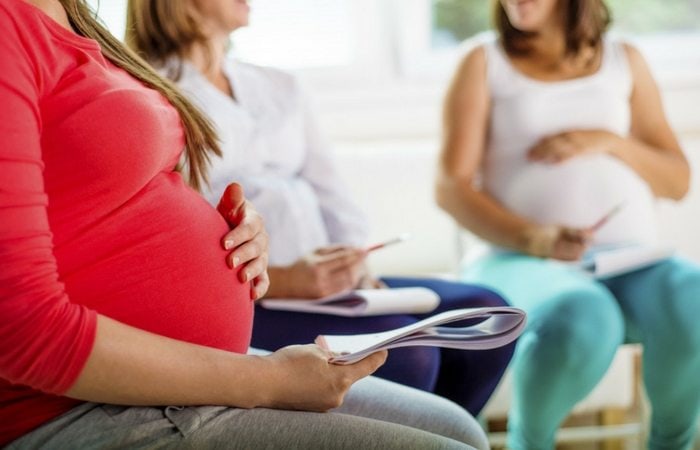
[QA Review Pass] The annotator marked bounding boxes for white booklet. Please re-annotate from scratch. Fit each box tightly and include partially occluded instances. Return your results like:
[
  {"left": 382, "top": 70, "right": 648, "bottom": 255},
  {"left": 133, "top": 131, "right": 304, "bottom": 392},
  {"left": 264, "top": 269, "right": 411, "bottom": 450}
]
[
  {"left": 576, "top": 245, "right": 674, "bottom": 279},
  {"left": 259, "top": 287, "right": 440, "bottom": 317},
  {"left": 315, "top": 307, "right": 526, "bottom": 364}
]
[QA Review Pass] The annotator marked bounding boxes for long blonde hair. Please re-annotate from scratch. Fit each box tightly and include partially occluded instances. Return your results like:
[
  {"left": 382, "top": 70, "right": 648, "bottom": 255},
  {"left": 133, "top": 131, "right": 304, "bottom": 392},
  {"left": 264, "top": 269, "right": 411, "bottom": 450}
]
[{"left": 60, "top": 0, "right": 220, "bottom": 191}]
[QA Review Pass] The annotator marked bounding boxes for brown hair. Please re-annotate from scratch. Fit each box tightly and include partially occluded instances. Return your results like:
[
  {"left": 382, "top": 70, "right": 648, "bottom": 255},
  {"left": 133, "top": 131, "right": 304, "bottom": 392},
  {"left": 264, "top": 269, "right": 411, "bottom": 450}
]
[
  {"left": 494, "top": 0, "right": 611, "bottom": 57},
  {"left": 124, "top": 0, "right": 209, "bottom": 81},
  {"left": 60, "top": 0, "right": 220, "bottom": 191}
]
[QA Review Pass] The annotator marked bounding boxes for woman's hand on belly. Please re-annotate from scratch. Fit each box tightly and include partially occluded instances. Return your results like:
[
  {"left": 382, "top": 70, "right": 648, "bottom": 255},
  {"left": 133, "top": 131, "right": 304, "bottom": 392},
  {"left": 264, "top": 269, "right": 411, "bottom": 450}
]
[
  {"left": 217, "top": 183, "right": 270, "bottom": 300},
  {"left": 528, "top": 129, "right": 621, "bottom": 164}
]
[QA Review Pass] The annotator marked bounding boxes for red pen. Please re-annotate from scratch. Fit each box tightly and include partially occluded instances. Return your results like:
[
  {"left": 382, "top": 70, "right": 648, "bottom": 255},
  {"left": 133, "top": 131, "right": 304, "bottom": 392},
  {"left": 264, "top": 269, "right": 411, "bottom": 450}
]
[
  {"left": 365, "top": 233, "right": 411, "bottom": 253},
  {"left": 589, "top": 202, "right": 625, "bottom": 233}
]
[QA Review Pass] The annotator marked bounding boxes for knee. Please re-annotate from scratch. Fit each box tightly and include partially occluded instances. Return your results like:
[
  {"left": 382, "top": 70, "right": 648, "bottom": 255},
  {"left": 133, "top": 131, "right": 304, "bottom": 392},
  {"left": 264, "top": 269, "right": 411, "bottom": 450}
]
[
  {"left": 653, "top": 262, "right": 700, "bottom": 353},
  {"left": 523, "top": 286, "right": 624, "bottom": 372},
  {"left": 661, "top": 305, "right": 700, "bottom": 356},
  {"left": 419, "top": 394, "right": 490, "bottom": 450},
  {"left": 472, "top": 286, "right": 510, "bottom": 308}
]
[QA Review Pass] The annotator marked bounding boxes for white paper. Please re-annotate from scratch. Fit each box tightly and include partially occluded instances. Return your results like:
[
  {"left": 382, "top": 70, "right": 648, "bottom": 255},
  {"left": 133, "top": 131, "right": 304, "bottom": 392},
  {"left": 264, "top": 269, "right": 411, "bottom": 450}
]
[
  {"left": 578, "top": 245, "right": 674, "bottom": 279},
  {"left": 260, "top": 287, "right": 440, "bottom": 317}
]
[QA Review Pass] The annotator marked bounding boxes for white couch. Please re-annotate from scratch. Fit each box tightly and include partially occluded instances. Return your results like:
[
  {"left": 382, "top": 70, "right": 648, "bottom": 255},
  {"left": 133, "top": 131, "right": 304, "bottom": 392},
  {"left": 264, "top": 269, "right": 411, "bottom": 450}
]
[{"left": 333, "top": 135, "right": 700, "bottom": 445}]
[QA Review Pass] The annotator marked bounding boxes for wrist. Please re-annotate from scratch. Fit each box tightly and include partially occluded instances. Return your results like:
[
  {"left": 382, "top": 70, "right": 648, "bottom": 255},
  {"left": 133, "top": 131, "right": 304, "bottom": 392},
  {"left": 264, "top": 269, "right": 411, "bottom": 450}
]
[
  {"left": 521, "top": 225, "right": 558, "bottom": 257},
  {"left": 602, "top": 131, "right": 624, "bottom": 155},
  {"left": 264, "top": 266, "right": 292, "bottom": 298},
  {"left": 221, "top": 353, "right": 272, "bottom": 409}
]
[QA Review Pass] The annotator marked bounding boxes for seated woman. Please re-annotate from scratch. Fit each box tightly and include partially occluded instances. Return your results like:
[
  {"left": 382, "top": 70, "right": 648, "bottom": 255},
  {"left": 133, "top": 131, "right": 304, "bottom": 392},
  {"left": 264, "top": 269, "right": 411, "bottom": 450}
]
[
  {"left": 0, "top": 1, "right": 490, "bottom": 448},
  {"left": 437, "top": 0, "right": 700, "bottom": 448},
  {"left": 126, "top": 0, "right": 515, "bottom": 416}
]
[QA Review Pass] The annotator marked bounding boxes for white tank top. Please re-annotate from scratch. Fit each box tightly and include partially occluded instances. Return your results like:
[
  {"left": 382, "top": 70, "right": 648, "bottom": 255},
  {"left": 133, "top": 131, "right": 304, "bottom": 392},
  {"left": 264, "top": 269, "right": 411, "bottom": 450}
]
[{"left": 482, "top": 36, "right": 658, "bottom": 246}]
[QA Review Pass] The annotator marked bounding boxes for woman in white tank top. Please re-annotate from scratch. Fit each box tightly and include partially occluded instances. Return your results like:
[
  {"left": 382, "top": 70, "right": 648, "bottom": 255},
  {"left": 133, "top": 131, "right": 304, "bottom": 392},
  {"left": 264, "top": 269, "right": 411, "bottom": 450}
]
[{"left": 437, "top": 1, "right": 700, "bottom": 449}]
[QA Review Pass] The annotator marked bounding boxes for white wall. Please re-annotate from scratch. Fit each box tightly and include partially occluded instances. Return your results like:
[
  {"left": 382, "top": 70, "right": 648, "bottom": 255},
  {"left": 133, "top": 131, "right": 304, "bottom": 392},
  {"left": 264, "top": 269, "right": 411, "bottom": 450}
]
[{"left": 658, "top": 135, "right": 700, "bottom": 262}]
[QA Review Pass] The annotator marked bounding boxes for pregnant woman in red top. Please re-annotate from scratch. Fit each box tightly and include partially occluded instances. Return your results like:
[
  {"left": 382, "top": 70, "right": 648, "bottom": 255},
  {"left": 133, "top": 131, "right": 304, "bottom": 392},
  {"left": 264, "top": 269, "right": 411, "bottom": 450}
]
[{"left": 0, "top": 1, "right": 488, "bottom": 448}]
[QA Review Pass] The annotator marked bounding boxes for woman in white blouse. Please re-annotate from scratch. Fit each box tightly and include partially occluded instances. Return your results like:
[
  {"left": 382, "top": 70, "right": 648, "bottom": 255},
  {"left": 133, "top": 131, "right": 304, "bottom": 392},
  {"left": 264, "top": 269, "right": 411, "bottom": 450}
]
[{"left": 126, "top": 0, "right": 514, "bottom": 416}]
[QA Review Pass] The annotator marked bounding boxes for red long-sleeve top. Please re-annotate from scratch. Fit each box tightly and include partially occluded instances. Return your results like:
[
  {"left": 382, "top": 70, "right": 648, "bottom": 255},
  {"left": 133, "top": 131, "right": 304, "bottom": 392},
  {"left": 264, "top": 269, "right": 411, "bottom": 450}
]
[{"left": 0, "top": 1, "right": 253, "bottom": 445}]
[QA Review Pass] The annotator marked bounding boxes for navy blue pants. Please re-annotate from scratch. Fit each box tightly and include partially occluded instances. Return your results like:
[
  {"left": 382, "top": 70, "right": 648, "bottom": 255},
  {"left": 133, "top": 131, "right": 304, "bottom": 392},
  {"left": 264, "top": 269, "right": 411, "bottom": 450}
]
[{"left": 252, "top": 277, "right": 515, "bottom": 415}]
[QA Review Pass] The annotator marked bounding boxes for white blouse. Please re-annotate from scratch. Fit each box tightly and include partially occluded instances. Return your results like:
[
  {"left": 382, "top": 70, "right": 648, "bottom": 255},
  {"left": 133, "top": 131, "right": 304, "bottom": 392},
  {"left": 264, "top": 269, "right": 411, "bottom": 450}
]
[{"left": 171, "top": 59, "right": 370, "bottom": 266}]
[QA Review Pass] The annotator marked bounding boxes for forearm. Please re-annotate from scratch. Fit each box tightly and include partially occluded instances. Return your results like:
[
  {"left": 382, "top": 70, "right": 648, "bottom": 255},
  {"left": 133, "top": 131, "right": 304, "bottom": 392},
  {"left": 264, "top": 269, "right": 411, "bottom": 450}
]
[
  {"left": 66, "top": 315, "right": 273, "bottom": 408},
  {"left": 436, "top": 177, "right": 536, "bottom": 252},
  {"left": 610, "top": 135, "right": 689, "bottom": 200}
]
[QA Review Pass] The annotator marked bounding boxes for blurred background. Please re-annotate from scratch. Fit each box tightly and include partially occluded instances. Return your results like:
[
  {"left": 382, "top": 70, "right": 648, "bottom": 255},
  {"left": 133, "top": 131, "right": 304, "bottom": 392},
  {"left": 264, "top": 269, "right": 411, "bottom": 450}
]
[
  {"left": 90, "top": 0, "right": 700, "bottom": 276},
  {"left": 90, "top": 1, "right": 700, "bottom": 448}
]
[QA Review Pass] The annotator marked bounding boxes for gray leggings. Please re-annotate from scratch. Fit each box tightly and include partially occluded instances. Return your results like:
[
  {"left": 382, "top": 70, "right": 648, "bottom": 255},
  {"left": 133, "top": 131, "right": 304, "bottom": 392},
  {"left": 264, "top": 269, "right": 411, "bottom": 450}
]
[{"left": 7, "top": 376, "right": 489, "bottom": 449}]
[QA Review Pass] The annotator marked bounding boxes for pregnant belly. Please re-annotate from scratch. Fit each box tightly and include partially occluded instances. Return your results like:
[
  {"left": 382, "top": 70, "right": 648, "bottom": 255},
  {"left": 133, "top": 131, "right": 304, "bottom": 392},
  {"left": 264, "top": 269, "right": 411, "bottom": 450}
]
[
  {"left": 55, "top": 177, "right": 254, "bottom": 353},
  {"left": 494, "top": 155, "right": 658, "bottom": 246}
]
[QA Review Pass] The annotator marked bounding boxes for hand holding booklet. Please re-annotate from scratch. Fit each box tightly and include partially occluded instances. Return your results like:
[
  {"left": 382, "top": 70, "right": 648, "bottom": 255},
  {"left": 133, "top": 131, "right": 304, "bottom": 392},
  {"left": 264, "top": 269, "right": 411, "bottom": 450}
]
[
  {"left": 315, "top": 307, "right": 526, "bottom": 364},
  {"left": 563, "top": 203, "right": 674, "bottom": 278},
  {"left": 260, "top": 287, "right": 441, "bottom": 317}
]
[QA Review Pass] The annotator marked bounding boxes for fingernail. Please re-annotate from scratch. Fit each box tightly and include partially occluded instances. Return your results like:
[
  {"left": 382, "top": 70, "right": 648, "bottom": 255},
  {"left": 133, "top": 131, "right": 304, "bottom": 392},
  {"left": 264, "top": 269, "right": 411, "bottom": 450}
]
[
  {"left": 232, "top": 256, "right": 240, "bottom": 268},
  {"left": 224, "top": 239, "right": 234, "bottom": 250},
  {"left": 241, "top": 271, "right": 248, "bottom": 282}
]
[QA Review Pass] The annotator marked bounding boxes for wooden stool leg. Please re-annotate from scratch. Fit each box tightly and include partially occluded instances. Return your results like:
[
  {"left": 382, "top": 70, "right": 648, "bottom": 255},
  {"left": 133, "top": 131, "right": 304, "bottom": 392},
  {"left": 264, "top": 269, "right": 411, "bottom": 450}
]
[{"left": 600, "top": 408, "right": 628, "bottom": 450}]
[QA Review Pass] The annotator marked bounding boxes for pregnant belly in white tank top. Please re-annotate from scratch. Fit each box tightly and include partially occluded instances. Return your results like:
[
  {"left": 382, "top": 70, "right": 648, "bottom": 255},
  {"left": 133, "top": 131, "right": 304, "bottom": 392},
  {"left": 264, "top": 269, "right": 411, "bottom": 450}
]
[{"left": 497, "top": 154, "right": 658, "bottom": 246}]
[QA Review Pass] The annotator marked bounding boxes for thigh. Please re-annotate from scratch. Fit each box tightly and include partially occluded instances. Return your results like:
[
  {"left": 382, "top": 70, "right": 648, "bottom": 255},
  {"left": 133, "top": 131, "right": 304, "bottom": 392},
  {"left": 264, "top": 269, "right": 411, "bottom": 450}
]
[
  {"left": 7, "top": 402, "right": 181, "bottom": 450},
  {"left": 11, "top": 395, "right": 481, "bottom": 450},
  {"left": 335, "top": 376, "right": 488, "bottom": 449},
  {"left": 381, "top": 276, "right": 515, "bottom": 415},
  {"left": 181, "top": 404, "right": 478, "bottom": 450},
  {"left": 463, "top": 252, "right": 609, "bottom": 313},
  {"left": 605, "top": 257, "right": 700, "bottom": 345},
  {"left": 463, "top": 252, "right": 624, "bottom": 345}
]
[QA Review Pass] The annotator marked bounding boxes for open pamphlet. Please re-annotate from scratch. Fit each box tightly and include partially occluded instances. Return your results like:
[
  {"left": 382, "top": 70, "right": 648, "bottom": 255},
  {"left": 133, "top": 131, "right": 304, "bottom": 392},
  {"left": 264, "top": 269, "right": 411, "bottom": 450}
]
[
  {"left": 315, "top": 307, "right": 526, "bottom": 364},
  {"left": 259, "top": 287, "right": 440, "bottom": 317},
  {"left": 575, "top": 245, "right": 674, "bottom": 279}
]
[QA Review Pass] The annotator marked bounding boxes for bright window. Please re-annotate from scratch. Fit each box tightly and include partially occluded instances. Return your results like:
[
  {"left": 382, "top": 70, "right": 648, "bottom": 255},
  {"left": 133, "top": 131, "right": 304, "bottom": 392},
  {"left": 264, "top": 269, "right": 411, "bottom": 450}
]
[
  {"left": 88, "top": 0, "right": 127, "bottom": 39},
  {"left": 428, "top": 0, "right": 700, "bottom": 82},
  {"left": 232, "top": 0, "right": 355, "bottom": 69},
  {"left": 432, "top": 0, "right": 700, "bottom": 45}
]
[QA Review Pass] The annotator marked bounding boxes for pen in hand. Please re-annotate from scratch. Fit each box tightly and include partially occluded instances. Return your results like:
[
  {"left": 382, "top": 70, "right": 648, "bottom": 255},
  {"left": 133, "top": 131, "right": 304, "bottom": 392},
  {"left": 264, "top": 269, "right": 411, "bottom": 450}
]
[
  {"left": 365, "top": 233, "right": 411, "bottom": 253},
  {"left": 588, "top": 202, "right": 626, "bottom": 233}
]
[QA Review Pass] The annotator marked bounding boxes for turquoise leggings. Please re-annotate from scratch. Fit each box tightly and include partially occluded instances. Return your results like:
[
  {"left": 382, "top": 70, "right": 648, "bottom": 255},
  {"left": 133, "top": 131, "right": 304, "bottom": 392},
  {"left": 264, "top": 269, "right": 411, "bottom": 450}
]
[{"left": 463, "top": 254, "right": 700, "bottom": 450}]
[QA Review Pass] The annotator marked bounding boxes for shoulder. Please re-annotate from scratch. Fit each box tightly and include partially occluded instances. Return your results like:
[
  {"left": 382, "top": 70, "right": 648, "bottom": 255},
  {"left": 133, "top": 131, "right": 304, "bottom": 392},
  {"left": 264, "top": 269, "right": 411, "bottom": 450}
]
[
  {"left": 0, "top": 1, "right": 43, "bottom": 68},
  {"left": 619, "top": 42, "right": 648, "bottom": 70},
  {"left": 1, "top": 0, "right": 58, "bottom": 29},
  {"left": 455, "top": 33, "right": 497, "bottom": 76},
  {"left": 0, "top": 0, "right": 60, "bottom": 54},
  {"left": 0, "top": 0, "right": 29, "bottom": 28},
  {"left": 602, "top": 34, "right": 647, "bottom": 70},
  {"left": 607, "top": 38, "right": 653, "bottom": 86},
  {"left": 459, "top": 45, "right": 488, "bottom": 74},
  {"left": 10, "top": 0, "right": 68, "bottom": 24},
  {"left": 448, "top": 42, "right": 489, "bottom": 97}
]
